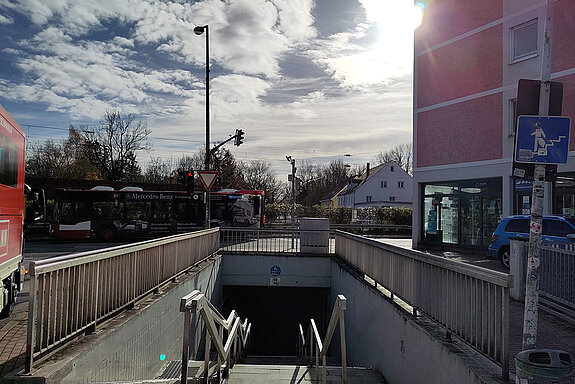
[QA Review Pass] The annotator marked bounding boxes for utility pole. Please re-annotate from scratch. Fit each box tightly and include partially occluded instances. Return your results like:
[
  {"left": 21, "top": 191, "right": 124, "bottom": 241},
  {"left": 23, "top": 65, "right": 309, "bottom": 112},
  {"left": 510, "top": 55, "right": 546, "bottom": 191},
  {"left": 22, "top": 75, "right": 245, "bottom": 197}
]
[
  {"left": 522, "top": 0, "right": 554, "bottom": 351},
  {"left": 286, "top": 156, "right": 296, "bottom": 248}
]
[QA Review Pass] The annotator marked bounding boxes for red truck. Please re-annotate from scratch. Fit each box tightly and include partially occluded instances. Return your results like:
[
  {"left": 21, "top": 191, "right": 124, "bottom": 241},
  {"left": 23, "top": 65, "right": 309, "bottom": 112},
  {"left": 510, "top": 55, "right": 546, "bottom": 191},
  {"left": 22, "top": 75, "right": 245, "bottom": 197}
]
[{"left": 0, "top": 105, "right": 28, "bottom": 316}]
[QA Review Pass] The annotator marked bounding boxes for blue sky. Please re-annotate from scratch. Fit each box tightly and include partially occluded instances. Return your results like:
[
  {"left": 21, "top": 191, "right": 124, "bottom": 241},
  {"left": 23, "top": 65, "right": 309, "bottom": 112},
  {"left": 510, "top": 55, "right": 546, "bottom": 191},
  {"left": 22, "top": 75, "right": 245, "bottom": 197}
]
[{"left": 0, "top": 0, "right": 421, "bottom": 174}]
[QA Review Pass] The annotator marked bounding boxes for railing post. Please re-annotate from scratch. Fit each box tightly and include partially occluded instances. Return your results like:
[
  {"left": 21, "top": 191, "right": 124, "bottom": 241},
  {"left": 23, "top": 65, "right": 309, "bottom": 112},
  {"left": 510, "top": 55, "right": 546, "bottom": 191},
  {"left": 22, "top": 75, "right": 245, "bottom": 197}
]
[
  {"left": 339, "top": 311, "right": 347, "bottom": 384},
  {"left": 181, "top": 310, "right": 191, "bottom": 384},
  {"left": 25, "top": 270, "right": 38, "bottom": 373},
  {"left": 204, "top": 330, "right": 211, "bottom": 384}
]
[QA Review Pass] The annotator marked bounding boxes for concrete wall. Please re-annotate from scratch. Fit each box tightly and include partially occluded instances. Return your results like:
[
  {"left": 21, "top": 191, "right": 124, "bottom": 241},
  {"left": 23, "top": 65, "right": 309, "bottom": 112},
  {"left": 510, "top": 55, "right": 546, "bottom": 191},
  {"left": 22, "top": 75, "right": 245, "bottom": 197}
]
[
  {"left": 28, "top": 256, "right": 222, "bottom": 384},
  {"left": 221, "top": 254, "right": 331, "bottom": 288},
  {"left": 329, "top": 259, "right": 504, "bottom": 384}
]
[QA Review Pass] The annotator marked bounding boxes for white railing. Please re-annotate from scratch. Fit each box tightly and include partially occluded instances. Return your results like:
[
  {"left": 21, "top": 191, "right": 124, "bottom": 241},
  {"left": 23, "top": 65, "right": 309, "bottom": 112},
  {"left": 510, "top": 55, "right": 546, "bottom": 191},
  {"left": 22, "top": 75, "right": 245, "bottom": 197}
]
[
  {"left": 299, "top": 295, "right": 347, "bottom": 384},
  {"left": 220, "top": 228, "right": 335, "bottom": 254},
  {"left": 335, "top": 231, "right": 511, "bottom": 380},
  {"left": 511, "top": 240, "right": 575, "bottom": 322},
  {"left": 25, "top": 228, "right": 220, "bottom": 373},
  {"left": 180, "top": 290, "right": 251, "bottom": 383}
]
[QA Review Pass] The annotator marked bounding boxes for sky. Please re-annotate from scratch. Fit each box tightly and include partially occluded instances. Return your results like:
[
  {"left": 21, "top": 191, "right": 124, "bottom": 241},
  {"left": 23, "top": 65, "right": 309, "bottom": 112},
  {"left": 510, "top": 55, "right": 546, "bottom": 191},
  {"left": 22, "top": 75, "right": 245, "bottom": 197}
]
[{"left": 0, "top": 0, "right": 423, "bottom": 177}]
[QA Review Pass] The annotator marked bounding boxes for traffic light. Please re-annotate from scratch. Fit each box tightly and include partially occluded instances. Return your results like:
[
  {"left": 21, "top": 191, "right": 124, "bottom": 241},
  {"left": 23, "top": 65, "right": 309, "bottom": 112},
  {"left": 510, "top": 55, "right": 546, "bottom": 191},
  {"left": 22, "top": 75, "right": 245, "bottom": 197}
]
[
  {"left": 234, "top": 129, "right": 245, "bottom": 146},
  {"left": 185, "top": 170, "right": 194, "bottom": 192}
]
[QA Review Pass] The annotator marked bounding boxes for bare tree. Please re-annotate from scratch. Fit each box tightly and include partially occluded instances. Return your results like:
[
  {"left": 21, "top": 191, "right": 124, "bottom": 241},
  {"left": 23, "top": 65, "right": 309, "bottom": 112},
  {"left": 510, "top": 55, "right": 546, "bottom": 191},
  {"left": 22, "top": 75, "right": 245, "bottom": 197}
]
[
  {"left": 376, "top": 142, "right": 413, "bottom": 174},
  {"left": 82, "top": 110, "right": 150, "bottom": 181},
  {"left": 26, "top": 126, "right": 98, "bottom": 179},
  {"left": 144, "top": 157, "right": 176, "bottom": 183},
  {"left": 239, "top": 159, "right": 284, "bottom": 203}
]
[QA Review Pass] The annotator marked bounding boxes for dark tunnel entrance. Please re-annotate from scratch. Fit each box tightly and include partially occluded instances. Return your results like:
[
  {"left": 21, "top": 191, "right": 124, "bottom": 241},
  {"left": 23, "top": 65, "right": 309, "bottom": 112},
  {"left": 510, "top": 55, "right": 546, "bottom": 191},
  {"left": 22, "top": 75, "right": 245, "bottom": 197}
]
[{"left": 222, "top": 285, "right": 329, "bottom": 356}]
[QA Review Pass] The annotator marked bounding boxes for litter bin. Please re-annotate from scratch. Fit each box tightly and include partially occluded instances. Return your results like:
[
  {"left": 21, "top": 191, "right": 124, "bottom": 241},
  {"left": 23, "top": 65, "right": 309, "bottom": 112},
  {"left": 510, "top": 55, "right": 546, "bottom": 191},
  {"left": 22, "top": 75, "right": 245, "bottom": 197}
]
[{"left": 515, "top": 349, "right": 573, "bottom": 383}]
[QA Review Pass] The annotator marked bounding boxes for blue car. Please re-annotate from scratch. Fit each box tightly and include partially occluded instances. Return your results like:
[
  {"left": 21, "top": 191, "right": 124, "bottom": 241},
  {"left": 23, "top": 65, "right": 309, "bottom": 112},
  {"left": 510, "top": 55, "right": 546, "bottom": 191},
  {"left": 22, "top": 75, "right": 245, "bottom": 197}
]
[{"left": 488, "top": 215, "right": 575, "bottom": 269}]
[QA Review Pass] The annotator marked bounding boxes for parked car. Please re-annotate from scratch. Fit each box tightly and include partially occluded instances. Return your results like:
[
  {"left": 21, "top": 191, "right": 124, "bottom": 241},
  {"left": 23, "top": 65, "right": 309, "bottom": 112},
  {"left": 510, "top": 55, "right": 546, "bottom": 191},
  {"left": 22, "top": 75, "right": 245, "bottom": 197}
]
[{"left": 488, "top": 215, "right": 575, "bottom": 269}]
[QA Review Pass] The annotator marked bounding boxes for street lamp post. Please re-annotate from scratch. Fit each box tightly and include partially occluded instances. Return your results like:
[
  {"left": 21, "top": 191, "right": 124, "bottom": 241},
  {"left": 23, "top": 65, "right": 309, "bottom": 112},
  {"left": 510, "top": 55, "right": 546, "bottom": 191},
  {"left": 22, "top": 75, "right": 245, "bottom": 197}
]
[
  {"left": 286, "top": 156, "right": 296, "bottom": 248},
  {"left": 194, "top": 24, "right": 211, "bottom": 229}
]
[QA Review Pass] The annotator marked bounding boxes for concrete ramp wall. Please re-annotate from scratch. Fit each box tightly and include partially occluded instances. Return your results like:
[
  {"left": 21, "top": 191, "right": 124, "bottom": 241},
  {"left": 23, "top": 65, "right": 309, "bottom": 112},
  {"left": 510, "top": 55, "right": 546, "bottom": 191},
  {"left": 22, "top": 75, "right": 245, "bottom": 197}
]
[{"left": 329, "top": 259, "right": 505, "bottom": 384}]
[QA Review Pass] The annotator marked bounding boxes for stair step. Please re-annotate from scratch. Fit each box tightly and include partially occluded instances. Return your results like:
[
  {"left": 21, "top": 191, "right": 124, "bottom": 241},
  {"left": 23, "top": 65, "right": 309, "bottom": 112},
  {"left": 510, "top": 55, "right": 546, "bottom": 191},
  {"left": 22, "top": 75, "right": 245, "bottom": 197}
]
[{"left": 228, "top": 364, "right": 388, "bottom": 383}]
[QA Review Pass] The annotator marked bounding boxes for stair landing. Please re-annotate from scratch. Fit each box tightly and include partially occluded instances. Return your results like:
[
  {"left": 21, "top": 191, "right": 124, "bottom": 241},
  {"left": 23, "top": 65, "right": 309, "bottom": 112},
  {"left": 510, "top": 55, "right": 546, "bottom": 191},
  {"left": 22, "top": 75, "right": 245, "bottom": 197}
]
[{"left": 227, "top": 364, "right": 387, "bottom": 384}]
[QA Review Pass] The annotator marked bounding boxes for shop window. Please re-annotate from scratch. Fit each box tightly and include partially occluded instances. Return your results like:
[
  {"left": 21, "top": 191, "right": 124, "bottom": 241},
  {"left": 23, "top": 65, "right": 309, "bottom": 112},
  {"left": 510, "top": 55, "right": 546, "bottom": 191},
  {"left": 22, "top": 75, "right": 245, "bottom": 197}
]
[{"left": 511, "top": 19, "right": 538, "bottom": 63}]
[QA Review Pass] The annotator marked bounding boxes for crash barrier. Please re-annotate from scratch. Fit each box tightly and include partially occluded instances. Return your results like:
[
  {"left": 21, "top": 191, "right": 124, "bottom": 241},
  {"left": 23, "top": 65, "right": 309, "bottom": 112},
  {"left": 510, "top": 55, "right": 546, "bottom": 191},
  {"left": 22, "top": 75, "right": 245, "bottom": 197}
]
[
  {"left": 335, "top": 231, "right": 512, "bottom": 380},
  {"left": 25, "top": 228, "right": 219, "bottom": 372}
]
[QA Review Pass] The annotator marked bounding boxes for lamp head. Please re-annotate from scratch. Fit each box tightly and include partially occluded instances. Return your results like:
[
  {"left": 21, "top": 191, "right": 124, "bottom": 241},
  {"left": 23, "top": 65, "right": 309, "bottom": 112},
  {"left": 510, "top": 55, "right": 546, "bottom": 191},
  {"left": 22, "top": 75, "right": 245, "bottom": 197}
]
[
  {"left": 194, "top": 26, "right": 206, "bottom": 35},
  {"left": 285, "top": 156, "right": 292, "bottom": 162}
]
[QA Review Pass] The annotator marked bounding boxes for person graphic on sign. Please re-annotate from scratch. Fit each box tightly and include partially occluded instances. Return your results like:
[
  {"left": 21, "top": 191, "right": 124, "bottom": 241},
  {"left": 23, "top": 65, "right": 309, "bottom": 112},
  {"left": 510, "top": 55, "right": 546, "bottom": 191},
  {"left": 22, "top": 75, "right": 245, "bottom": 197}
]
[{"left": 531, "top": 121, "right": 548, "bottom": 156}]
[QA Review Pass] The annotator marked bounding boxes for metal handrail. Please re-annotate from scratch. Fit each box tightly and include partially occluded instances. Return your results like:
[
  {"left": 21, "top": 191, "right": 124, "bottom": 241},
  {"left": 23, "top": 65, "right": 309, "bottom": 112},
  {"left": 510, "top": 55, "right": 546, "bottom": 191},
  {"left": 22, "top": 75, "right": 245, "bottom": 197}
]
[
  {"left": 25, "top": 228, "right": 219, "bottom": 373},
  {"left": 180, "top": 290, "right": 251, "bottom": 384},
  {"left": 299, "top": 295, "right": 347, "bottom": 384},
  {"left": 336, "top": 230, "right": 511, "bottom": 380}
]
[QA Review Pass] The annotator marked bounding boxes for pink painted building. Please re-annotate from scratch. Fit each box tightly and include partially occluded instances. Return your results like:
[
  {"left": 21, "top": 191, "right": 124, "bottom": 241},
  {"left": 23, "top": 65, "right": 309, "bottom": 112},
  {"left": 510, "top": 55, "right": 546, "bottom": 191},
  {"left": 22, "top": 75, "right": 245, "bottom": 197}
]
[{"left": 413, "top": 0, "right": 575, "bottom": 252}]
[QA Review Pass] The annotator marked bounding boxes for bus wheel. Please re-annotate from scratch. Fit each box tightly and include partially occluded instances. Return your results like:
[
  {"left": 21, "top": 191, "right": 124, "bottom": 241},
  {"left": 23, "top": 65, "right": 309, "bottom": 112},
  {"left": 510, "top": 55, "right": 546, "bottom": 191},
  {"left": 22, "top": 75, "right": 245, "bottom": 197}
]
[{"left": 98, "top": 227, "right": 115, "bottom": 241}]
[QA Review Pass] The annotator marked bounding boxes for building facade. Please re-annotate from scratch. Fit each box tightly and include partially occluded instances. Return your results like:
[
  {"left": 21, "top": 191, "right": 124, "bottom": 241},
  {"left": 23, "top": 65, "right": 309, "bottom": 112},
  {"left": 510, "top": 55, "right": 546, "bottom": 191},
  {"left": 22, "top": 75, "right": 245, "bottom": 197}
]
[
  {"left": 338, "top": 161, "right": 413, "bottom": 210},
  {"left": 413, "top": 0, "right": 575, "bottom": 251}
]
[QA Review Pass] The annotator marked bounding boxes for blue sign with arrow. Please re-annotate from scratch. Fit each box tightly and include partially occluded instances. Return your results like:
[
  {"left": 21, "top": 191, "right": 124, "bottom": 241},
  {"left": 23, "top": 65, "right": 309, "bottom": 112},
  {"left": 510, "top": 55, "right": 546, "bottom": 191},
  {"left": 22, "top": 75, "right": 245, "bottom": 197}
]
[{"left": 515, "top": 116, "right": 571, "bottom": 164}]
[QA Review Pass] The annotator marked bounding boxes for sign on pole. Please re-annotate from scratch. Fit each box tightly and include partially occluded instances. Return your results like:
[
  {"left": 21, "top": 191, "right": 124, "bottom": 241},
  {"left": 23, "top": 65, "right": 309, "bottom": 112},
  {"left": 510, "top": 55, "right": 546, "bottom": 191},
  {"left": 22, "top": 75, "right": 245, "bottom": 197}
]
[
  {"left": 515, "top": 115, "right": 571, "bottom": 164},
  {"left": 197, "top": 171, "right": 218, "bottom": 190}
]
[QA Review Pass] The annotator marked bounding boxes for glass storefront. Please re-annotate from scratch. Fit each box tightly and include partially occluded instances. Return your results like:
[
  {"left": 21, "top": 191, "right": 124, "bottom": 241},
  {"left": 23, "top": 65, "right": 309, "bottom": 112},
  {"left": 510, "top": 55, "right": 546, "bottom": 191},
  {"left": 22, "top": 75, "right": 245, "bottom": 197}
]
[
  {"left": 423, "top": 178, "right": 502, "bottom": 248},
  {"left": 554, "top": 175, "right": 575, "bottom": 217}
]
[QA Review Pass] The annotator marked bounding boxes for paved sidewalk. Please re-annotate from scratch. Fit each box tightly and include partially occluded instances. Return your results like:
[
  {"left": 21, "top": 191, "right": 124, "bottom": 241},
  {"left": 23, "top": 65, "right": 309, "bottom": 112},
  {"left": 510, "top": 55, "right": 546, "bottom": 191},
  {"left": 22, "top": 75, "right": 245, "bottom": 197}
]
[{"left": 0, "top": 290, "right": 28, "bottom": 378}]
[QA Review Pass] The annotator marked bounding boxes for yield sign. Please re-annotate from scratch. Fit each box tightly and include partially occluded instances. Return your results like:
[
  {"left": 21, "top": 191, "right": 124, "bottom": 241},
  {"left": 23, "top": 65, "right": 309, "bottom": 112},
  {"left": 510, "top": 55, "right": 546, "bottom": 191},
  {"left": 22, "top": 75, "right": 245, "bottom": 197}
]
[{"left": 197, "top": 171, "right": 218, "bottom": 190}]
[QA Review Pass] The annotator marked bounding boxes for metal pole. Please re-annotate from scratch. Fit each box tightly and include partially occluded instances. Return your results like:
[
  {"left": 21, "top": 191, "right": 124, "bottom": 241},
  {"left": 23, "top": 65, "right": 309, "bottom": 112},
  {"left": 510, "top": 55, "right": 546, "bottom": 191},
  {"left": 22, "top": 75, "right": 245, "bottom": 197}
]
[
  {"left": 204, "top": 25, "right": 211, "bottom": 229},
  {"left": 522, "top": 0, "right": 554, "bottom": 351},
  {"left": 290, "top": 159, "right": 296, "bottom": 248}
]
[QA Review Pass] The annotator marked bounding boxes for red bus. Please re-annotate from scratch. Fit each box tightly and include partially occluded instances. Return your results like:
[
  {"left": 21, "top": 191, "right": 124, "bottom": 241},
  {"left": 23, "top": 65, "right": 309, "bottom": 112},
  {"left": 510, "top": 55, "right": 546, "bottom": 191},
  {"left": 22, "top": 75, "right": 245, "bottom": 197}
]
[
  {"left": 52, "top": 187, "right": 265, "bottom": 240},
  {"left": 0, "top": 105, "right": 26, "bottom": 316}
]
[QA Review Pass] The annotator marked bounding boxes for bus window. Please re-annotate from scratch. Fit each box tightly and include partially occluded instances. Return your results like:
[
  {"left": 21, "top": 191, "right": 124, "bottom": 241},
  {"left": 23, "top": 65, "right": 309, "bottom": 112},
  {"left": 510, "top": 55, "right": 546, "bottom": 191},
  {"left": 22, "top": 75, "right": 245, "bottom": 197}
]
[
  {"left": 153, "top": 200, "right": 171, "bottom": 220},
  {"left": 125, "top": 201, "right": 152, "bottom": 221},
  {"left": 0, "top": 135, "right": 18, "bottom": 188}
]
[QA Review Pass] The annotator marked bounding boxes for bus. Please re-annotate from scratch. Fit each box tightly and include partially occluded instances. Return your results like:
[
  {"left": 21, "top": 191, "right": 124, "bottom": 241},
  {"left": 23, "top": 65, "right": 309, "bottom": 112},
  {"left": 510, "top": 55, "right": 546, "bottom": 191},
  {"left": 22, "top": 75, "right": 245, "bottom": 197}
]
[
  {"left": 0, "top": 105, "right": 26, "bottom": 316},
  {"left": 52, "top": 187, "right": 265, "bottom": 240}
]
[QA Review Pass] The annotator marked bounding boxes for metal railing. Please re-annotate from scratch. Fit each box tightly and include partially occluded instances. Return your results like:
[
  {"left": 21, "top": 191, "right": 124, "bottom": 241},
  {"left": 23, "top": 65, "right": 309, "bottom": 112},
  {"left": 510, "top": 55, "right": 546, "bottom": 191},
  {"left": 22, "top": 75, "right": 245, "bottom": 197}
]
[
  {"left": 335, "top": 231, "right": 511, "bottom": 380},
  {"left": 298, "top": 295, "right": 347, "bottom": 384},
  {"left": 220, "top": 228, "right": 335, "bottom": 254},
  {"left": 25, "top": 228, "right": 219, "bottom": 373},
  {"left": 534, "top": 243, "right": 575, "bottom": 322},
  {"left": 180, "top": 290, "right": 251, "bottom": 384}
]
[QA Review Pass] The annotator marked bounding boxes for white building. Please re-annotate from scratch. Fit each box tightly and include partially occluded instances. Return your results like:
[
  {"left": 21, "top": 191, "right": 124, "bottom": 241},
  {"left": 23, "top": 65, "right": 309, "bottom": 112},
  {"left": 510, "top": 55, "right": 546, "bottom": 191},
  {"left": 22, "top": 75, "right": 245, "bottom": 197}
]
[{"left": 338, "top": 161, "right": 413, "bottom": 209}]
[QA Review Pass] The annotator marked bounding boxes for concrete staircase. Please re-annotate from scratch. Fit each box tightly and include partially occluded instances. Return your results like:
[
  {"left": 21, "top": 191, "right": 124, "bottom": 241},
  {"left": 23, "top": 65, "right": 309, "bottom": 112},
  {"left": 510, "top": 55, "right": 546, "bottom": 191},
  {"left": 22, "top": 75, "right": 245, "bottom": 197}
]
[{"left": 154, "top": 358, "right": 388, "bottom": 384}]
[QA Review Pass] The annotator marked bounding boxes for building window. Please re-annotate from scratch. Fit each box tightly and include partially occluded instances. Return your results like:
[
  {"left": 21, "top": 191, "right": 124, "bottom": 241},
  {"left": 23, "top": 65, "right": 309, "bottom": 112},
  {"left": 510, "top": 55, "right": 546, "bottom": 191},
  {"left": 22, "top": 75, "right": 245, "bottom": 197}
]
[
  {"left": 509, "top": 98, "right": 517, "bottom": 137},
  {"left": 389, "top": 196, "right": 395, "bottom": 202},
  {"left": 381, "top": 180, "right": 387, "bottom": 188},
  {"left": 398, "top": 181, "right": 404, "bottom": 189},
  {"left": 511, "top": 19, "right": 538, "bottom": 63},
  {"left": 390, "top": 166, "right": 394, "bottom": 172},
  {"left": 366, "top": 196, "right": 372, "bottom": 203}
]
